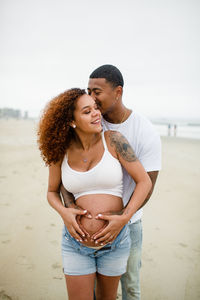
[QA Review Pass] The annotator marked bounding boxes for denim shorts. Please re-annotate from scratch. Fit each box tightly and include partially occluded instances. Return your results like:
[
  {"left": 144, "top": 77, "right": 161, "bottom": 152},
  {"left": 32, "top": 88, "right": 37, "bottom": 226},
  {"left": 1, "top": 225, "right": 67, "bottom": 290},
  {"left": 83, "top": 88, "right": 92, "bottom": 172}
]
[{"left": 61, "top": 225, "right": 131, "bottom": 276}]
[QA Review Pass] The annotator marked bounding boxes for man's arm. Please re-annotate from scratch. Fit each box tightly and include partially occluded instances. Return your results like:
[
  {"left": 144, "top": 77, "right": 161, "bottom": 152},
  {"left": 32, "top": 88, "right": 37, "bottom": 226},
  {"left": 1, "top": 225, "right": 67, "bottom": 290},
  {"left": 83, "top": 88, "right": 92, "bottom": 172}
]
[
  {"left": 60, "top": 183, "right": 91, "bottom": 215},
  {"left": 60, "top": 183, "right": 76, "bottom": 208},
  {"left": 114, "top": 170, "right": 159, "bottom": 213},
  {"left": 138, "top": 170, "right": 159, "bottom": 208}
]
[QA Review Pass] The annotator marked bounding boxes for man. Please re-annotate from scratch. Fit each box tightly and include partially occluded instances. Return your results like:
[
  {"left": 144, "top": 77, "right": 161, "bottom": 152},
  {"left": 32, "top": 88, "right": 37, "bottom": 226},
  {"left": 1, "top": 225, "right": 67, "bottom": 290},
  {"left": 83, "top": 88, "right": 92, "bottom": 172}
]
[{"left": 61, "top": 65, "right": 161, "bottom": 300}]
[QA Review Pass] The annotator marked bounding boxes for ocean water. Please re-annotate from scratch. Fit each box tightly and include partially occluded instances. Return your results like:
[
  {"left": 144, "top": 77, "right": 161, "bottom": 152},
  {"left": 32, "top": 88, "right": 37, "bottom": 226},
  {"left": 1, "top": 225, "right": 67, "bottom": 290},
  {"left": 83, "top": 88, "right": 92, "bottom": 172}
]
[{"left": 153, "top": 123, "right": 200, "bottom": 140}]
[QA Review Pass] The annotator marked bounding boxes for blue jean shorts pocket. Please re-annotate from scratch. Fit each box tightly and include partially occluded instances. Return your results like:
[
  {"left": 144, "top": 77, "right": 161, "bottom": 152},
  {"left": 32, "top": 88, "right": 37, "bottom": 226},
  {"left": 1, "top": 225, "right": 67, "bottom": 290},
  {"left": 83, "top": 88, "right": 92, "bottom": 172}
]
[
  {"left": 117, "top": 226, "right": 131, "bottom": 249},
  {"left": 62, "top": 227, "right": 80, "bottom": 253}
]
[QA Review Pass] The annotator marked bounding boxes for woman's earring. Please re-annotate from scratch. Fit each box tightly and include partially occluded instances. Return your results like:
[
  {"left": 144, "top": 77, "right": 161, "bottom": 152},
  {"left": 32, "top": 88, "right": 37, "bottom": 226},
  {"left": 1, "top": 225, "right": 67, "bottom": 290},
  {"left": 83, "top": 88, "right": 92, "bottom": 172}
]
[{"left": 73, "top": 124, "right": 76, "bottom": 128}]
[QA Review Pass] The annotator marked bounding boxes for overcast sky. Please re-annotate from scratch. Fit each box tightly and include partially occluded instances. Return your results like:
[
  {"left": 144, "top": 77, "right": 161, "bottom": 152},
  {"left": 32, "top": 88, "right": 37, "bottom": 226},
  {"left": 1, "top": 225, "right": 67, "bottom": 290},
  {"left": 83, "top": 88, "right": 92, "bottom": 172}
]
[{"left": 0, "top": 0, "right": 200, "bottom": 120}]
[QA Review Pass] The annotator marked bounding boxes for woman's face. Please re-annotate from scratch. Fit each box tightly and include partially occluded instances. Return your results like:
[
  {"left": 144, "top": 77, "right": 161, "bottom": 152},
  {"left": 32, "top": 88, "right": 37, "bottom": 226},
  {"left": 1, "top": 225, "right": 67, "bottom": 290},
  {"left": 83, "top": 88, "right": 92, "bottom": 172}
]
[{"left": 73, "top": 94, "right": 102, "bottom": 133}]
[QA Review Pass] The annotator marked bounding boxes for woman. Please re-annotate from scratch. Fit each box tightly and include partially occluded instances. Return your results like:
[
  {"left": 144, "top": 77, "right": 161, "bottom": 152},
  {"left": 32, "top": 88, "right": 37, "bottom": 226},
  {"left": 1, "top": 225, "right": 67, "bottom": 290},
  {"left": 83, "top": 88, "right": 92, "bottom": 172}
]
[{"left": 37, "top": 88, "right": 152, "bottom": 300}]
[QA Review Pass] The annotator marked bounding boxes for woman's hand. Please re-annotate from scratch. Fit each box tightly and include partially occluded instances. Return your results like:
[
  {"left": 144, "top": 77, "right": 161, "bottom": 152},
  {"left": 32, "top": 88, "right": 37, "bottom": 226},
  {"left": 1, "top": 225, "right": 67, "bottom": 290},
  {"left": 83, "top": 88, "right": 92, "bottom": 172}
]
[
  {"left": 61, "top": 207, "right": 91, "bottom": 242},
  {"left": 91, "top": 212, "right": 128, "bottom": 245}
]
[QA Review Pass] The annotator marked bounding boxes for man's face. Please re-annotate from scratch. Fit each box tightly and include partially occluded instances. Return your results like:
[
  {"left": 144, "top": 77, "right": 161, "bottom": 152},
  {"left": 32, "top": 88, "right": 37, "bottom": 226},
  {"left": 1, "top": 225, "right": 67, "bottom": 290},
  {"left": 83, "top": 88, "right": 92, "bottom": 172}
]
[{"left": 87, "top": 78, "right": 117, "bottom": 115}]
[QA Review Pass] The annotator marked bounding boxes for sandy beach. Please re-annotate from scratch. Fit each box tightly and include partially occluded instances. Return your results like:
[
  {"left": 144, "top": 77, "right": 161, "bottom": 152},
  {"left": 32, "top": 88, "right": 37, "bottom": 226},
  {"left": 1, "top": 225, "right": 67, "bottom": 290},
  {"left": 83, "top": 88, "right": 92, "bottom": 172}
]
[{"left": 0, "top": 119, "right": 200, "bottom": 300}]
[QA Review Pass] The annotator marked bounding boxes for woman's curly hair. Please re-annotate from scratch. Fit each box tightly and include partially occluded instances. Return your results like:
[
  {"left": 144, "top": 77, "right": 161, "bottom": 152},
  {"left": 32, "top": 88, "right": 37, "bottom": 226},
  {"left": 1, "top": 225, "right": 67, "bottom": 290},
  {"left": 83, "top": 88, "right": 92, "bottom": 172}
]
[{"left": 37, "top": 88, "right": 86, "bottom": 166}]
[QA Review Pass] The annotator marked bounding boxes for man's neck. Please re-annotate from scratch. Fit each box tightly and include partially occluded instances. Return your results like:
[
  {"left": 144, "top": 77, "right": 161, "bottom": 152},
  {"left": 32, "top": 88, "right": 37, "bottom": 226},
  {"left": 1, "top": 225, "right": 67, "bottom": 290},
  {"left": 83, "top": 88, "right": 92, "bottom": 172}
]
[{"left": 103, "top": 106, "right": 131, "bottom": 124}]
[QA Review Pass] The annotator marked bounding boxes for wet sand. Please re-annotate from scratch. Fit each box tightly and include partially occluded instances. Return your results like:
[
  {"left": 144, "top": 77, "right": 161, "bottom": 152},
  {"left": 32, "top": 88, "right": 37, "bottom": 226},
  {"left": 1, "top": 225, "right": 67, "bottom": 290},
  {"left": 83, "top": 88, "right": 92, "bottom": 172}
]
[{"left": 0, "top": 119, "right": 200, "bottom": 300}]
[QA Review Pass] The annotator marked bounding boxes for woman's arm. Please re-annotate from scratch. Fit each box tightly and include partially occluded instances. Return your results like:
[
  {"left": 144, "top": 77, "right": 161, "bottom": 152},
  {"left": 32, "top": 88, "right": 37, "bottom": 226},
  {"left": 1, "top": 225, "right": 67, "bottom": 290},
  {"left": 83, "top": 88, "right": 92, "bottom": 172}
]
[
  {"left": 47, "top": 162, "right": 89, "bottom": 241},
  {"left": 92, "top": 131, "right": 152, "bottom": 244},
  {"left": 110, "top": 131, "right": 152, "bottom": 220}
]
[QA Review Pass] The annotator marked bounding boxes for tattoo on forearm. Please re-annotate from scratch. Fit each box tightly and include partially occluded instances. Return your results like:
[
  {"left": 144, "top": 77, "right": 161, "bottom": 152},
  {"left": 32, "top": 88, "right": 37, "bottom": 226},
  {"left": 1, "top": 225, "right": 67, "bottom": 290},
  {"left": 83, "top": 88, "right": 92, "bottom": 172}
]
[
  {"left": 63, "top": 197, "right": 74, "bottom": 207},
  {"left": 109, "top": 132, "right": 137, "bottom": 162},
  {"left": 60, "top": 185, "right": 75, "bottom": 207}
]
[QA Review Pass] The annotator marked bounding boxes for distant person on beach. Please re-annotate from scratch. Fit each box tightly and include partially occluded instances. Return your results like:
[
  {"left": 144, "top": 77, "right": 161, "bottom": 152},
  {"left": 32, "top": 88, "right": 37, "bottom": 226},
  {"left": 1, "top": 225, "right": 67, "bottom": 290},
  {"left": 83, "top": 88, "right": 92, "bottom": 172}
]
[
  {"left": 168, "top": 124, "right": 171, "bottom": 136},
  {"left": 37, "top": 88, "right": 152, "bottom": 300},
  {"left": 61, "top": 65, "right": 162, "bottom": 300}
]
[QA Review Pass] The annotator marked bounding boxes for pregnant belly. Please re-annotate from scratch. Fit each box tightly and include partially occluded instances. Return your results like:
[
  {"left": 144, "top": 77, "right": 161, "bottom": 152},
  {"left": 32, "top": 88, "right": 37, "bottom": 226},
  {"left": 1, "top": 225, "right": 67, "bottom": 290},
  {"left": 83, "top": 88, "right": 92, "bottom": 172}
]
[
  {"left": 80, "top": 215, "right": 108, "bottom": 236},
  {"left": 79, "top": 215, "right": 108, "bottom": 246},
  {"left": 76, "top": 194, "right": 123, "bottom": 247}
]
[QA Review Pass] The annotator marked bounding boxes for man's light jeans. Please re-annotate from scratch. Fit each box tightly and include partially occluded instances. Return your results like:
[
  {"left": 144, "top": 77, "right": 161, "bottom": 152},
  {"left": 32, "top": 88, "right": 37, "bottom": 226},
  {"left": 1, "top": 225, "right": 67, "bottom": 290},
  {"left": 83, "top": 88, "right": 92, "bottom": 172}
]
[{"left": 120, "top": 219, "right": 142, "bottom": 300}]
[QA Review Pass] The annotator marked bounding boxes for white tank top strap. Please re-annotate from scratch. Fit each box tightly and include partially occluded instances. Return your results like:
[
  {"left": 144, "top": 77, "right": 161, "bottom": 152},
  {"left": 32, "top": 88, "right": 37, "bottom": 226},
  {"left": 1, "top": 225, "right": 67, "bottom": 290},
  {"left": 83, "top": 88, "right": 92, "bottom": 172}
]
[{"left": 101, "top": 132, "right": 108, "bottom": 150}]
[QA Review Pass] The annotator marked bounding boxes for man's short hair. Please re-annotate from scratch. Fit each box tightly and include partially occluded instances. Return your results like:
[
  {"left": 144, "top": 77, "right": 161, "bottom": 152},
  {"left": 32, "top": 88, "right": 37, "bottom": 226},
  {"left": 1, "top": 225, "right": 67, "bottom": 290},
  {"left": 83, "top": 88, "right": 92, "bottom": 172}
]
[{"left": 89, "top": 64, "right": 124, "bottom": 88}]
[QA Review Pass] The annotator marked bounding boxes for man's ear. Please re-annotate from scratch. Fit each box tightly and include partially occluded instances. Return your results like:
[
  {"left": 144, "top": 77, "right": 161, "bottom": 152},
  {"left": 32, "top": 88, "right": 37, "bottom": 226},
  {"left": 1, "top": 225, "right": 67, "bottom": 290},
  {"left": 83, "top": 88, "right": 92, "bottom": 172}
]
[{"left": 116, "top": 86, "right": 123, "bottom": 98}]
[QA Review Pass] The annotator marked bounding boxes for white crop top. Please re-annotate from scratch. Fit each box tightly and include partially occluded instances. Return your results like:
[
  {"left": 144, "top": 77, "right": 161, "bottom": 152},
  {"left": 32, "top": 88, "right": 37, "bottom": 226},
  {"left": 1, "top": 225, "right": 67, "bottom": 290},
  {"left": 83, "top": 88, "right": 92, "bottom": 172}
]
[{"left": 61, "top": 132, "right": 123, "bottom": 200}]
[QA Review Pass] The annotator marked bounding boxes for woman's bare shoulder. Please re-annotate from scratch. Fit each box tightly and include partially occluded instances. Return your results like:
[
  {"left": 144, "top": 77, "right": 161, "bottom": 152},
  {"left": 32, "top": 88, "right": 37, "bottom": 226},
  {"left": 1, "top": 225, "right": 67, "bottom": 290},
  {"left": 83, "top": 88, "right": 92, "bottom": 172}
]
[{"left": 104, "top": 131, "right": 137, "bottom": 162}]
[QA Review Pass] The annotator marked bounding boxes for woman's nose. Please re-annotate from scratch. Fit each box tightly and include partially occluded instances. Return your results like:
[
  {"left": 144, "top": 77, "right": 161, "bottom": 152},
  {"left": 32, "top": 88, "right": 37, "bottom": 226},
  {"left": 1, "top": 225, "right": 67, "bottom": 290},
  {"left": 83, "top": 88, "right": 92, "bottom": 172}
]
[{"left": 92, "top": 108, "right": 99, "bottom": 116}]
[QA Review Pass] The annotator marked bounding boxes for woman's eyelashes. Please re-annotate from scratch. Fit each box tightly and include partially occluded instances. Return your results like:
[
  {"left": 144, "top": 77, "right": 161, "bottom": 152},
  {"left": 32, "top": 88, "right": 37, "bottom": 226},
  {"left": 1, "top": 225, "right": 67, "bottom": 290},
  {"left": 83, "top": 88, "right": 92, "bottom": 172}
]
[{"left": 83, "top": 106, "right": 99, "bottom": 115}]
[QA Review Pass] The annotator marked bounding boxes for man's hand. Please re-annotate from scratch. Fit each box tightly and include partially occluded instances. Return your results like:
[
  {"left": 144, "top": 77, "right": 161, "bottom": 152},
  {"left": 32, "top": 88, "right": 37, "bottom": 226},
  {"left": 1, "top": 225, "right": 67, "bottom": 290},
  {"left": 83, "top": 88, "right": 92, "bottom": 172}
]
[
  {"left": 91, "top": 212, "right": 128, "bottom": 245},
  {"left": 61, "top": 207, "right": 91, "bottom": 242}
]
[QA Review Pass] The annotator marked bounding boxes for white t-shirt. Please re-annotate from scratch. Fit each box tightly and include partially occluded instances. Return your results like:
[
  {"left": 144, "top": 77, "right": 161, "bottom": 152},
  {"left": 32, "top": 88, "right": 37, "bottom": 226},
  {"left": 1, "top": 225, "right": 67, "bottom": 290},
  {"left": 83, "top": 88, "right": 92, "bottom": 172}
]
[{"left": 102, "top": 111, "right": 162, "bottom": 223}]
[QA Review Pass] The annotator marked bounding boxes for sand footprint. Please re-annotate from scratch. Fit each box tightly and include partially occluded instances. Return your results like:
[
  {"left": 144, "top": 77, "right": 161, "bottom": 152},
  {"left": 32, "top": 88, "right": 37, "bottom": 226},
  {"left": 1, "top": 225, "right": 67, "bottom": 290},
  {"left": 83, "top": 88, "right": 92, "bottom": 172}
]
[
  {"left": 25, "top": 226, "right": 33, "bottom": 230},
  {"left": 0, "top": 290, "right": 13, "bottom": 300},
  {"left": 50, "top": 240, "right": 58, "bottom": 246},
  {"left": 52, "top": 262, "right": 61, "bottom": 269},
  {"left": 2, "top": 240, "right": 10, "bottom": 244},
  {"left": 179, "top": 242, "right": 188, "bottom": 248},
  {"left": 53, "top": 276, "right": 63, "bottom": 280},
  {"left": 16, "top": 256, "right": 34, "bottom": 270}
]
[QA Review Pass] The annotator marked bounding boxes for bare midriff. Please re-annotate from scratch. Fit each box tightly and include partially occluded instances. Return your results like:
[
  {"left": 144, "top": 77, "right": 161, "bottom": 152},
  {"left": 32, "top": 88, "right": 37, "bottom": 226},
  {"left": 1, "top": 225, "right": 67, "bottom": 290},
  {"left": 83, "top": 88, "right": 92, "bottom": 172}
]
[{"left": 76, "top": 194, "right": 123, "bottom": 247}]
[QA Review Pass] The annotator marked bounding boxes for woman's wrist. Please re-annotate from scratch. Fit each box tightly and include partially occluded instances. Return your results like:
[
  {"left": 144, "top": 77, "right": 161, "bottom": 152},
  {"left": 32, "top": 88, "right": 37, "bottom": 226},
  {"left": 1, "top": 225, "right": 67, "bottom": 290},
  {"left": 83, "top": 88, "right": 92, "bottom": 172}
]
[
  {"left": 122, "top": 208, "right": 133, "bottom": 224},
  {"left": 116, "top": 213, "right": 129, "bottom": 226}
]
